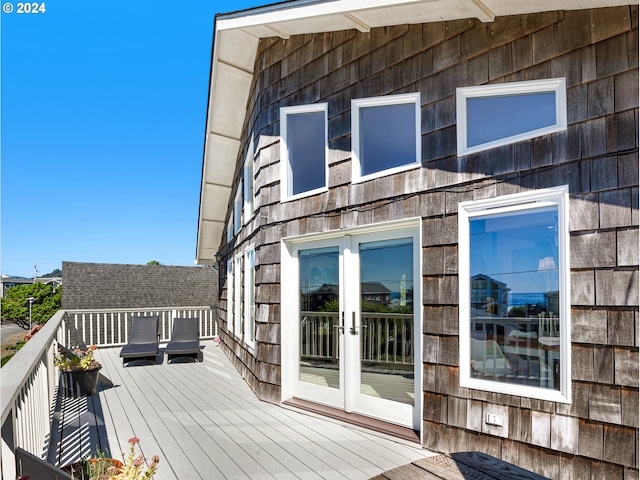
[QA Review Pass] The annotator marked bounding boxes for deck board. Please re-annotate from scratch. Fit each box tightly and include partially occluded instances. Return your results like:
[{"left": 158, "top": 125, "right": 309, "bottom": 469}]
[{"left": 51, "top": 341, "right": 429, "bottom": 480}]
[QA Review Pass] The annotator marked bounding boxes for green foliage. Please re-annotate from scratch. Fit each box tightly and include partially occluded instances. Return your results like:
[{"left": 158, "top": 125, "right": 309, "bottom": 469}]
[
  {"left": 1, "top": 282, "right": 61, "bottom": 324},
  {"left": 508, "top": 305, "right": 527, "bottom": 317},
  {"left": 41, "top": 268, "right": 62, "bottom": 277},
  {"left": 1, "top": 355, "right": 15, "bottom": 367},
  {"left": 319, "top": 299, "right": 339, "bottom": 312},
  {"left": 147, "top": 260, "right": 162, "bottom": 266}
]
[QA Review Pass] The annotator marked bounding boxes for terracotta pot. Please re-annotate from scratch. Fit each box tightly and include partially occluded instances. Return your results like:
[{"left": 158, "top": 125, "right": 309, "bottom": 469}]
[{"left": 60, "top": 365, "right": 102, "bottom": 397}]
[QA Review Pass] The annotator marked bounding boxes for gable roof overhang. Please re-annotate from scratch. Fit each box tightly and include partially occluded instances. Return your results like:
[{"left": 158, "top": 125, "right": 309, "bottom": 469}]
[{"left": 195, "top": 0, "right": 633, "bottom": 264}]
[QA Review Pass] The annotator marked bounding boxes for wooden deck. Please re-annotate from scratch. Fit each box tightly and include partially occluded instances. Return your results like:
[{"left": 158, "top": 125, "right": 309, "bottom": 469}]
[{"left": 47, "top": 340, "right": 430, "bottom": 480}]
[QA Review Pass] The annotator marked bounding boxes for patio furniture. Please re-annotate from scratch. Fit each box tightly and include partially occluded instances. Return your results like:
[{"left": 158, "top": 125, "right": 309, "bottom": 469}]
[
  {"left": 15, "top": 447, "right": 73, "bottom": 480},
  {"left": 119, "top": 315, "right": 160, "bottom": 366},
  {"left": 470, "top": 338, "right": 511, "bottom": 377},
  {"left": 165, "top": 317, "right": 203, "bottom": 363}
]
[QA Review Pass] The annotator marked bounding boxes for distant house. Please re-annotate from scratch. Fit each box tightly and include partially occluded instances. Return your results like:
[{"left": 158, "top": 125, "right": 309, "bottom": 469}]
[
  {"left": 196, "top": 1, "right": 638, "bottom": 478},
  {"left": 1, "top": 276, "right": 62, "bottom": 298},
  {"left": 471, "top": 273, "right": 510, "bottom": 316}
]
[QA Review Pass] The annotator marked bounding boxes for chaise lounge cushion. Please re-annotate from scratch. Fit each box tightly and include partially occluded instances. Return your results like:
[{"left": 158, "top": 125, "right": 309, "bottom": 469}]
[
  {"left": 165, "top": 317, "right": 202, "bottom": 362},
  {"left": 120, "top": 315, "right": 159, "bottom": 365}
]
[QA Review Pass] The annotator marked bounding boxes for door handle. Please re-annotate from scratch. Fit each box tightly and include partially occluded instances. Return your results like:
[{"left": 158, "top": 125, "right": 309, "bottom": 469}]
[{"left": 350, "top": 311, "right": 358, "bottom": 335}]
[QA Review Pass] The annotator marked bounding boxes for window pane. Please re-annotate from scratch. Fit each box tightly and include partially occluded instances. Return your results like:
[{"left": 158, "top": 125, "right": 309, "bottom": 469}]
[
  {"left": 469, "top": 207, "right": 560, "bottom": 390},
  {"left": 299, "top": 247, "right": 340, "bottom": 388},
  {"left": 467, "top": 92, "right": 556, "bottom": 147},
  {"left": 359, "top": 239, "right": 414, "bottom": 405},
  {"left": 288, "top": 112, "right": 325, "bottom": 195},
  {"left": 360, "top": 103, "right": 416, "bottom": 176}
]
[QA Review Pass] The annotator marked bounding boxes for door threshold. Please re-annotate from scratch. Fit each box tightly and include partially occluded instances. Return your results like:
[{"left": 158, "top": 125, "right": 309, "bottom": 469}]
[{"left": 283, "top": 397, "right": 420, "bottom": 444}]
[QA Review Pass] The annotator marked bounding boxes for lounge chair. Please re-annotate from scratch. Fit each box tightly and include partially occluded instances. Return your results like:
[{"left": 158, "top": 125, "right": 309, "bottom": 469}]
[
  {"left": 165, "top": 317, "right": 203, "bottom": 363},
  {"left": 119, "top": 315, "right": 160, "bottom": 366},
  {"left": 15, "top": 447, "right": 72, "bottom": 480}
]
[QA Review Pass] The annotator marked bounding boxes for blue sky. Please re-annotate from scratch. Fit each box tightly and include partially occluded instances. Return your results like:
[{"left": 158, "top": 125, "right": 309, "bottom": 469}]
[{"left": 2, "top": 0, "right": 266, "bottom": 278}]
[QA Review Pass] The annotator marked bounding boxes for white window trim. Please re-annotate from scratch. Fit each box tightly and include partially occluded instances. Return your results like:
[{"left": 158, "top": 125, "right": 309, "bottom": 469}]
[
  {"left": 226, "top": 259, "right": 234, "bottom": 335},
  {"left": 234, "top": 253, "right": 243, "bottom": 339},
  {"left": 456, "top": 77, "right": 567, "bottom": 156},
  {"left": 234, "top": 187, "right": 243, "bottom": 234},
  {"left": 280, "top": 103, "right": 329, "bottom": 202},
  {"left": 351, "top": 93, "right": 421, "bottom": 184},
  {"left": 226, "top": 219, "right": 233, "bottom": 242},
  {"left": 244, "top": 135, "right": 255, "bottom": 223},
  {"left": 458, "top": 185, "right": 571, "bottom": 403},
  {"left": 244, "top": 246, "right": 256, "bottom": 351}
]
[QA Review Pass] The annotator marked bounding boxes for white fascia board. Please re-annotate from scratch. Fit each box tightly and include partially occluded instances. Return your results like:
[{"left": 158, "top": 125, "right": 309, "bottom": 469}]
[
  {"left": 483, "top": 0, "right": 634, "bottom": 15},
  {"left": 216, "top": 0, "right": 426, "bottom": 32},
  {"left": 217, "top": 0, "right": 634, "bottom": 34}
]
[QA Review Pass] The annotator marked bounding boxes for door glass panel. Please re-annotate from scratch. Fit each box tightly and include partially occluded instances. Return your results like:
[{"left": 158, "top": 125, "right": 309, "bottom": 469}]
[
  {"left": 299, "top": 247, "right": 340, "bottom": 388},
  {"left": 359, "top": 239, "right": 414, "bottom": 405}
]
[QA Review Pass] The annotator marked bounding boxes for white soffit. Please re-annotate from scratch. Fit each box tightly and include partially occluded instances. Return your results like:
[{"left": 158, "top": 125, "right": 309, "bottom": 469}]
[
  {"left": 196, "top": 0, "right": 634, "bottom": 264},
  {"left": 204, "top": 134, "right": 240, "bottom": 187},
  {"left": 198, "top": 220, "right": 224, "bottom": 264},
  {"left": 210, "top": 62, "right": 254, "bottom": 139}
]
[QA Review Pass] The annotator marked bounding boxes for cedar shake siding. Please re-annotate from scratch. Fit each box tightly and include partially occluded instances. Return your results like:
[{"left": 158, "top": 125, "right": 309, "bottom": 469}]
[{"left": 213, "top": 6, "right": 638, "bottom": 479}]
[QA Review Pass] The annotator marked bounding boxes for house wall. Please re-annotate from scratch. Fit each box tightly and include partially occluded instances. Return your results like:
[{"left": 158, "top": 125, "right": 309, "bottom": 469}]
[
  {"left": 218, "top": 6, "right": 638, "bottom": 478},
  {"left": 62, "top": 262, "right": 218, "bottom": 310}
]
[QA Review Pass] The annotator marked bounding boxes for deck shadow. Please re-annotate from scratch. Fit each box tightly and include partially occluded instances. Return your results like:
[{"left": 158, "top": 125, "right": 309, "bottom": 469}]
[{"left": 46, "top": 378, "right": 114, "bottom": 468}]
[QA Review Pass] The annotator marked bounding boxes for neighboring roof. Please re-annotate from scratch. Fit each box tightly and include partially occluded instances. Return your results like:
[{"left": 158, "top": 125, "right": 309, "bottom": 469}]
[
  {"left": 195, "top": 0, "right": 633, "bottom": 264},
  {"left": 61, "top": 261, "right": 218, "bottom": 310}
]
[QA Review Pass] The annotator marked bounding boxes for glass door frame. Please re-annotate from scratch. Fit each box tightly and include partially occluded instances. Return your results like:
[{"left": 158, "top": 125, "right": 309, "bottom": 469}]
[{"left": 281, "top": 218, "right": 422, "bottom": 432}]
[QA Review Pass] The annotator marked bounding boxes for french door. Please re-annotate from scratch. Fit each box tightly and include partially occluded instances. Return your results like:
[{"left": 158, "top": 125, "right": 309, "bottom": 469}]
[{"left": 283, "top": 224, "right": 421, "bottom": 430}]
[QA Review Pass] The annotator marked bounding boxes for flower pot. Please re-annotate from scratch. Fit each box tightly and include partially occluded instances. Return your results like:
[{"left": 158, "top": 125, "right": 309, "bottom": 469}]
[{"left": 60, "top": 365, "right": 102, "bottom": 397}]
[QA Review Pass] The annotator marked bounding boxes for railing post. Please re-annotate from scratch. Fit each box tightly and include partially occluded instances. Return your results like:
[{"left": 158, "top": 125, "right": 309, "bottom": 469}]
[{"left": 1, "top": 410, "right": 16, "bottom": 480}]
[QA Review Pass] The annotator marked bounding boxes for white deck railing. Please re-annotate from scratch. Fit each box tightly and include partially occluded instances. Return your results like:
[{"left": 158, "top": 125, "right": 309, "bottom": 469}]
[
  {"left": 1, "top": 306, "right": 217, "bottom": 480},
  {"left": 60, "top": 306, "right": 218, "bottom": 347}
]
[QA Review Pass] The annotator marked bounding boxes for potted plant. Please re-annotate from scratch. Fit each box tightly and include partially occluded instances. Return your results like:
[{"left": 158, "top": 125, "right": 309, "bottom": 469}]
[
  {"left": 61, "top": 438, "right": 159, "bottom": 479},
  {"left": 62, "top": 450, "right": 123, "bottom": 480},
  {"left": 54, "top": 345, "right": 102, "bottom": 397}
]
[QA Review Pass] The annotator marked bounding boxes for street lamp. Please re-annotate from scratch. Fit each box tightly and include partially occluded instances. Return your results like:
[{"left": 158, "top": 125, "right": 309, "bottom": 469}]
[{"left": 26, "top": 297, "right": 35, "bottom": 332}]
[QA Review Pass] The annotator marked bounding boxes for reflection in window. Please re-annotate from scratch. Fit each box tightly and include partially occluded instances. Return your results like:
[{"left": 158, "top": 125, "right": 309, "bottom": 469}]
[
  {"left": 299, "top": 247, "right": 340, "bottom": 388},
  {"left": 457, "top": 78, "right": 567, "bottom": 156},
  {"left": 359, "top": 239, "right": 414, "bottom": 405},
  {"left": 281, "top": 105, "right": 327, "bottom": 200},
  {"left": 352, "top": 94, "right": 420, "bottom": 182},
  {"left": 460, "top": 187, "right": 568, "bottom": 399}
]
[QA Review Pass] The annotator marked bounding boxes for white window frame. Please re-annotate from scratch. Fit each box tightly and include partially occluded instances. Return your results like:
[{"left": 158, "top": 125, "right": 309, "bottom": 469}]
[
  {"left": 458, "top": 186, "right": 571, "bottom": 403},
  {"left": 456, "top": 78, "right": 567, "bottom": 156},
  {"left": 351, "top": 93, "right": 421, "bottom": 184},
  {"left": 244, "top": 135, "right": 255, "bottom": 222},
  {"left": 234, "top": 253, "right": 243, "bottom": 338},
  {"left": 226, "top": 219, "right": 233, "bottom": 242},
  {"left": 244, "top": 246, "right": 256, "bottom": 350},
  {"left": 280, "top": 103, "right": 329, "bottom": 202},
  {"left": 226, "top": 259, "right": 234, "bottom": 335},
  {"left": 234, "top": 185, "right": 243, "bottom": 234}
]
